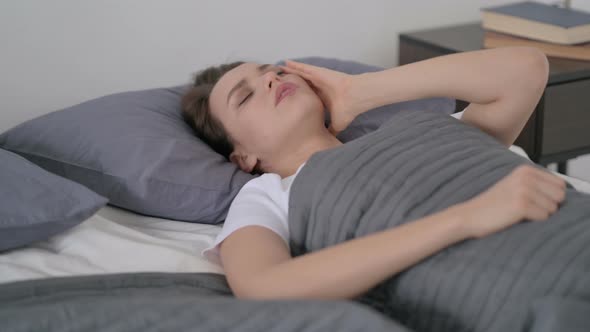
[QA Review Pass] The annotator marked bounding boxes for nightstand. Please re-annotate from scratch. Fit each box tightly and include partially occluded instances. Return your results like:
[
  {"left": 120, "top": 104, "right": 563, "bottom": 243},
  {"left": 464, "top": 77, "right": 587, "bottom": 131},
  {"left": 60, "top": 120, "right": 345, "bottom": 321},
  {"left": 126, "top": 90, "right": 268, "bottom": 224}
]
[{"left": 398, "top": 22, "right": 590, "bottom": 175}]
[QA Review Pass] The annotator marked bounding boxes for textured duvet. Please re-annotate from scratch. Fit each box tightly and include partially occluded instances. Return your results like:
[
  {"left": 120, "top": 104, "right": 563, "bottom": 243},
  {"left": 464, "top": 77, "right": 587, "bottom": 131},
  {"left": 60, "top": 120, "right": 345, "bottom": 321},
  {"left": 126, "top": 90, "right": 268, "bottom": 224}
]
[
  {"left": 288, "top": 108, "right": 590, "bottom": 332},
  {"left": 0, "top": 272, "right": 411, "bottom": 332}
]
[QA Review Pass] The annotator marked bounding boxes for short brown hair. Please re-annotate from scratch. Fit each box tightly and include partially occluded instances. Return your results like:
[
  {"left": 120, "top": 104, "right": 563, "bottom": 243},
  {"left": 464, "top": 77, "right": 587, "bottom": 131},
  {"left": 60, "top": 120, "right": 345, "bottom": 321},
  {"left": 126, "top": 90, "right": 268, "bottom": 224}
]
[{"left": 181, "top": 61, "right": 244, "bottom": 161}]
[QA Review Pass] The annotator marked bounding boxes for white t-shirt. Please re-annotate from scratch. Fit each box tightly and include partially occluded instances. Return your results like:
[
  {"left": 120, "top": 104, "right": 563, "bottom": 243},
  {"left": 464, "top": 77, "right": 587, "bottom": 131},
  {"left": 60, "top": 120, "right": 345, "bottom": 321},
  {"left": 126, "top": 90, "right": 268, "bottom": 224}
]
[
  {"left": 201, "top": 162, "right": 307, "bottom": 266},
  {"left": 201, "top": 111, "right": 466, "bottom": 266}
]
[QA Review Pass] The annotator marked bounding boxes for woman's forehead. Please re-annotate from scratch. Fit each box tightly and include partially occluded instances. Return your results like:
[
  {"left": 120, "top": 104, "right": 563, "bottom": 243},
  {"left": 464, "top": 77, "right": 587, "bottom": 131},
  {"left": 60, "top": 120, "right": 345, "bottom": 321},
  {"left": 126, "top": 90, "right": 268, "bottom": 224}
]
[
  {"left": 218, "top": 62, "right": 275, "bottom": 92},
  {"left": 222, "top": 62, "right": 258, "bottom": 84}
]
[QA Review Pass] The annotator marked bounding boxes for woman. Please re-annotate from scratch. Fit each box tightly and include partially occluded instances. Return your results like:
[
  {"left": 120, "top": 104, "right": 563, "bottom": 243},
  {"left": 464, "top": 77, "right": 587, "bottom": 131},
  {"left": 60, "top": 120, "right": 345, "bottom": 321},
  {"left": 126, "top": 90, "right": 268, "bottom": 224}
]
[{"left": 181, "top": 46, "right": 566, "bottom": 300}]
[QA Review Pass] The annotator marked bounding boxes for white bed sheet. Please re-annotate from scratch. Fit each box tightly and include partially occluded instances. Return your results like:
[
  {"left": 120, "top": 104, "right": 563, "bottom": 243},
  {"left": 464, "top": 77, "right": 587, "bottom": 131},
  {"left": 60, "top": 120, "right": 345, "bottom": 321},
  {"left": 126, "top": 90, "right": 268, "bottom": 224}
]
[
  {"left": 1, "top": 156, "right": 589, "bottom": 285},
  {"left": 0, "top": 205, "right": 225, "bottom": 284}
]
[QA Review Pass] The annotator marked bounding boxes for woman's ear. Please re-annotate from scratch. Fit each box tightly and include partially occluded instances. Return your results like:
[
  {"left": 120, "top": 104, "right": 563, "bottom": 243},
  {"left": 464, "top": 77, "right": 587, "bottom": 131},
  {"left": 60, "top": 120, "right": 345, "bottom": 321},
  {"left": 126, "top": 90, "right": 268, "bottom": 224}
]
[{"left": 229, "top": 151, "right": 259, "bottom": 174}]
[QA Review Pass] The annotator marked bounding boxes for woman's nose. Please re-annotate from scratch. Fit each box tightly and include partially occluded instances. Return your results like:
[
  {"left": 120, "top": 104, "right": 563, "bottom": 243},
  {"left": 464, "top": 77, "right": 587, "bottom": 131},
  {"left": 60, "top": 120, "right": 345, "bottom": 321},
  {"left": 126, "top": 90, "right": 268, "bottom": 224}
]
[{"left": 263, "top": 70, "right": 280, "bottom": 90}]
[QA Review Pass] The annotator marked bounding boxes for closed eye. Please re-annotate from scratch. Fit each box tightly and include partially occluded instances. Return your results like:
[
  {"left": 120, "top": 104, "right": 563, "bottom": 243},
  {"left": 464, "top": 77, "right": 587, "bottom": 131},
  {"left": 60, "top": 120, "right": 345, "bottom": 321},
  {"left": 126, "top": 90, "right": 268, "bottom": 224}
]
[{"left": 239, "top": 92, "right": 252, "bottom": 106}]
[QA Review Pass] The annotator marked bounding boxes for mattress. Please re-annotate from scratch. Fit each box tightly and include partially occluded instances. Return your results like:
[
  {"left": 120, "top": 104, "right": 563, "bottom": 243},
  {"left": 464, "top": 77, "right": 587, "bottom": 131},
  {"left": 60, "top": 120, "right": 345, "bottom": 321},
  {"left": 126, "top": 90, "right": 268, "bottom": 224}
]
[{"left": 1, "top": 159, "right": 589, "bottom": 285}]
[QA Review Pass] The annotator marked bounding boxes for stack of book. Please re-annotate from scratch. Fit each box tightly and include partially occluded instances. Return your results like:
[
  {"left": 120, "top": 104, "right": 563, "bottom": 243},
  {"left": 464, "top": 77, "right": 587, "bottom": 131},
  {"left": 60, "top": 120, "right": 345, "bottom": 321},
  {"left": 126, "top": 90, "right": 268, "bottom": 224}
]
[{"left": 481, "top": 1, "right": 590, "bottom": 61}]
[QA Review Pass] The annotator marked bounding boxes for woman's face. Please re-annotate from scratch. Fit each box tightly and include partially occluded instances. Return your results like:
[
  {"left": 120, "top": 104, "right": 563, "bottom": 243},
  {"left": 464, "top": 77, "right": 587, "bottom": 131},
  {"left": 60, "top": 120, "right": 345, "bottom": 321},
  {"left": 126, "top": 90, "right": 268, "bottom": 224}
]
[{"left": 209, "top": 62, "right": 326, "bottom": 169}]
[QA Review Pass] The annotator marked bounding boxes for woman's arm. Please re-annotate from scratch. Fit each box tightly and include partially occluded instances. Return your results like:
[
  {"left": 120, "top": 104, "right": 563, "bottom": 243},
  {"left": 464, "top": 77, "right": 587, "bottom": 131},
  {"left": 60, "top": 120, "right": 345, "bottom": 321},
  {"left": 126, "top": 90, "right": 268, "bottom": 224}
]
[
  {"left": 355, "top": 47, "right": 549, "bottom": 147},
  {"left": 221, "top": 202, "right": 468, "bottom": 300}
]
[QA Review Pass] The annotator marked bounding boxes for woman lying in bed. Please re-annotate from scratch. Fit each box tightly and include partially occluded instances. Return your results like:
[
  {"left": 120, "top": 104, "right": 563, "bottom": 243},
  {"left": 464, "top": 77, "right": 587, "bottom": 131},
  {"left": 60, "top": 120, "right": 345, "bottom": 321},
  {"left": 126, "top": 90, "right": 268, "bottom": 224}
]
[{"left": 180, "top": 46, "right": 566, "bottom": 300}]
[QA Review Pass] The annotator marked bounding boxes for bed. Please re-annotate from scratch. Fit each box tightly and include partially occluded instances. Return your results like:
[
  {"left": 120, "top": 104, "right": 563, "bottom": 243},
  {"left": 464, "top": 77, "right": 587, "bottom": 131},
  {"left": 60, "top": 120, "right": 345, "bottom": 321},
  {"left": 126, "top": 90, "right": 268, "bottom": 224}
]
[
  {"left": 2, "top": 57, "right": 590, "bottom": 331},
  {"left": 1, "top": 148, "right": 589, "bottom": 332}
]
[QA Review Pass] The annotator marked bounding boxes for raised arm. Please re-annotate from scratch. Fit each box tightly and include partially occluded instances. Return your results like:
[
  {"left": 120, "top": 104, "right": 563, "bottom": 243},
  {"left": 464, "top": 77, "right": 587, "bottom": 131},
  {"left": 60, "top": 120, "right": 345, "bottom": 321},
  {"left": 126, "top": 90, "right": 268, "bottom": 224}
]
[
  {"left": 282, "top": 47, "right": 549, "bottom": 147},
  {"left": 355, "top": 47, "right": 549, "bottom": 147}
]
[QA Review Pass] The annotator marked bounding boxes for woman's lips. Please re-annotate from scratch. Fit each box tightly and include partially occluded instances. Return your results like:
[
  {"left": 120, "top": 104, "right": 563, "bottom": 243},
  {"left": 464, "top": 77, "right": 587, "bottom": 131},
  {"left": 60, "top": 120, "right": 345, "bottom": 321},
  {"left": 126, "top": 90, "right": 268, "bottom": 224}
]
[{"left": 275, "top": 82, "right": 298, "bottom": 106}]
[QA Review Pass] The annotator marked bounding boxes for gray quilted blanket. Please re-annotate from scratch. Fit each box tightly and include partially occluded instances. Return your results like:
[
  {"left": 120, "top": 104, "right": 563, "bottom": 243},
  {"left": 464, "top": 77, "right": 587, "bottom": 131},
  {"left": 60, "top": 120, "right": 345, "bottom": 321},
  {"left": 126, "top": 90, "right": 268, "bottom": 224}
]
[
  {"left": 288, "top": 108, "right": 590, "bottom": 332},
  {"left": 0, "top": 272, "right": 412, "bottom": 331}
]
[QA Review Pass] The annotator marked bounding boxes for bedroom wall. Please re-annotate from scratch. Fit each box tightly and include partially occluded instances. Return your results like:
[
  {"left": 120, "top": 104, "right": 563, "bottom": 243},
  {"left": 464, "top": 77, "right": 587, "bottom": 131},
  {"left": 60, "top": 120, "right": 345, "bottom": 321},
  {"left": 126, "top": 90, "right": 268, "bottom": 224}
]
[{"left": 1, "top": 0, "right": 589, "bottom": 180}]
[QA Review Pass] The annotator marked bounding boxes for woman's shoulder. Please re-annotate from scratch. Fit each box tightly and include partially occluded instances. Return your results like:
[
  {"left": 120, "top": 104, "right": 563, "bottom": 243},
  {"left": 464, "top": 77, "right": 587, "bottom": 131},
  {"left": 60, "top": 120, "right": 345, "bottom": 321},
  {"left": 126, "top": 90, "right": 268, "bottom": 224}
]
[
  {"left": 230, "top": 173, "right": 285, "bottom": 207},
  {"left": 234, "top": 162, "right": 306, "bottom": 205},
  {"left": 240, "top": 172, "right": 283, "bottom": 193},
  {"left": 242, "top": 166, "right": 304, "bottom": 192}
]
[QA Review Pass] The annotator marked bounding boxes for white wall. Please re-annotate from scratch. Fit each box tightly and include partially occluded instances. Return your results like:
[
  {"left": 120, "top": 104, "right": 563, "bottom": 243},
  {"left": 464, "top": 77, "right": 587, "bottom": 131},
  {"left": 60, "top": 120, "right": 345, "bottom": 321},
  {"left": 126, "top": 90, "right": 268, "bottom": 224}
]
[{"left": 1, "top": 0, "right": 589, "bottom": 180}]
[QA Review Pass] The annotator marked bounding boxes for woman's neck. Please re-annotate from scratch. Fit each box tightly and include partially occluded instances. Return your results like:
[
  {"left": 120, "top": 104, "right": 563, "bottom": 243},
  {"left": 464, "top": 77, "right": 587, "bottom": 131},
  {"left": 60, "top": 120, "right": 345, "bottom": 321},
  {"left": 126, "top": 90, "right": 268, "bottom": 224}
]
[{"left": 270, "top": 131, "right": 343, "bottom": 179}]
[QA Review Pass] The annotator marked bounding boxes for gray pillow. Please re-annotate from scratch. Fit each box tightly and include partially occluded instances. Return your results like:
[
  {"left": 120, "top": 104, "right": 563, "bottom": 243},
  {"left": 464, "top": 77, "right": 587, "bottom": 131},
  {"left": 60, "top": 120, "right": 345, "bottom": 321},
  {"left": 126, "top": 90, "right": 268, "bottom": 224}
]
[
  {"left": 0, "top": 86, "right": 254, "bottom": 224},
  {"left": 0, "top": 58, "right": 454, "bottom": 225},
  {"left": 0, "top": 148, "right": 108, "bottom": 252}
]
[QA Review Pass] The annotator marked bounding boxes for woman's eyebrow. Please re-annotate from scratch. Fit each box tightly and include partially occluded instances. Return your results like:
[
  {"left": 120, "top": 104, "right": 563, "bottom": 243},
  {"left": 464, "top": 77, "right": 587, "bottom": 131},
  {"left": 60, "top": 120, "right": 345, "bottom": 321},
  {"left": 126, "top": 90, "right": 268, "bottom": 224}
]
[{"left": 226, "top": 64, "right": 273, "bottom": 106}]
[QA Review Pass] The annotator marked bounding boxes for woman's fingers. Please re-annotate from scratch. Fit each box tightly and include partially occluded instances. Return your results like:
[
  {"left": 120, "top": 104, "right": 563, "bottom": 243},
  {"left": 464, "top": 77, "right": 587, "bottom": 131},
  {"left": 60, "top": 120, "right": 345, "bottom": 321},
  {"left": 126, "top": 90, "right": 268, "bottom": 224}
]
[
  {"left": 528, "top": 189, "right": 558, "bottom": 220},
  {"left": 532, "top": 167, "right": 567, "bottom": 188},
  {"left": 284, "top": 60, "right": 330, "bottom": 81},
  {"left": 281, "top": 66, "right": 314, "bottom": 81},
  {"left": 280, "top": 65, "right": 322, "bottom": 95},
  {"left": 523, "top": 171, "right": 566, "bottom": 221},
  {"left": 281, "top": 62, "right": 308, "bottom": 76},
  {"left": 526, "top": 202, "right": 552, "bottom": 221},
  {"left": 285, "top": 60, "right": 313, "bottom": 74},
  {"left": 281, "top": 66, "right": 321, "bottom": 92},
  {"left": 531, "top": 169, "right": 567, "bottom": 202},
  {"left": 279, "top": 64, "right": 298, "bottom": 73},
  {"left": 536, "top": 180, "right": 566, "bottom": 204},
  {"left": 280, "top": 66, "right": 314, "bottom": 84}
]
